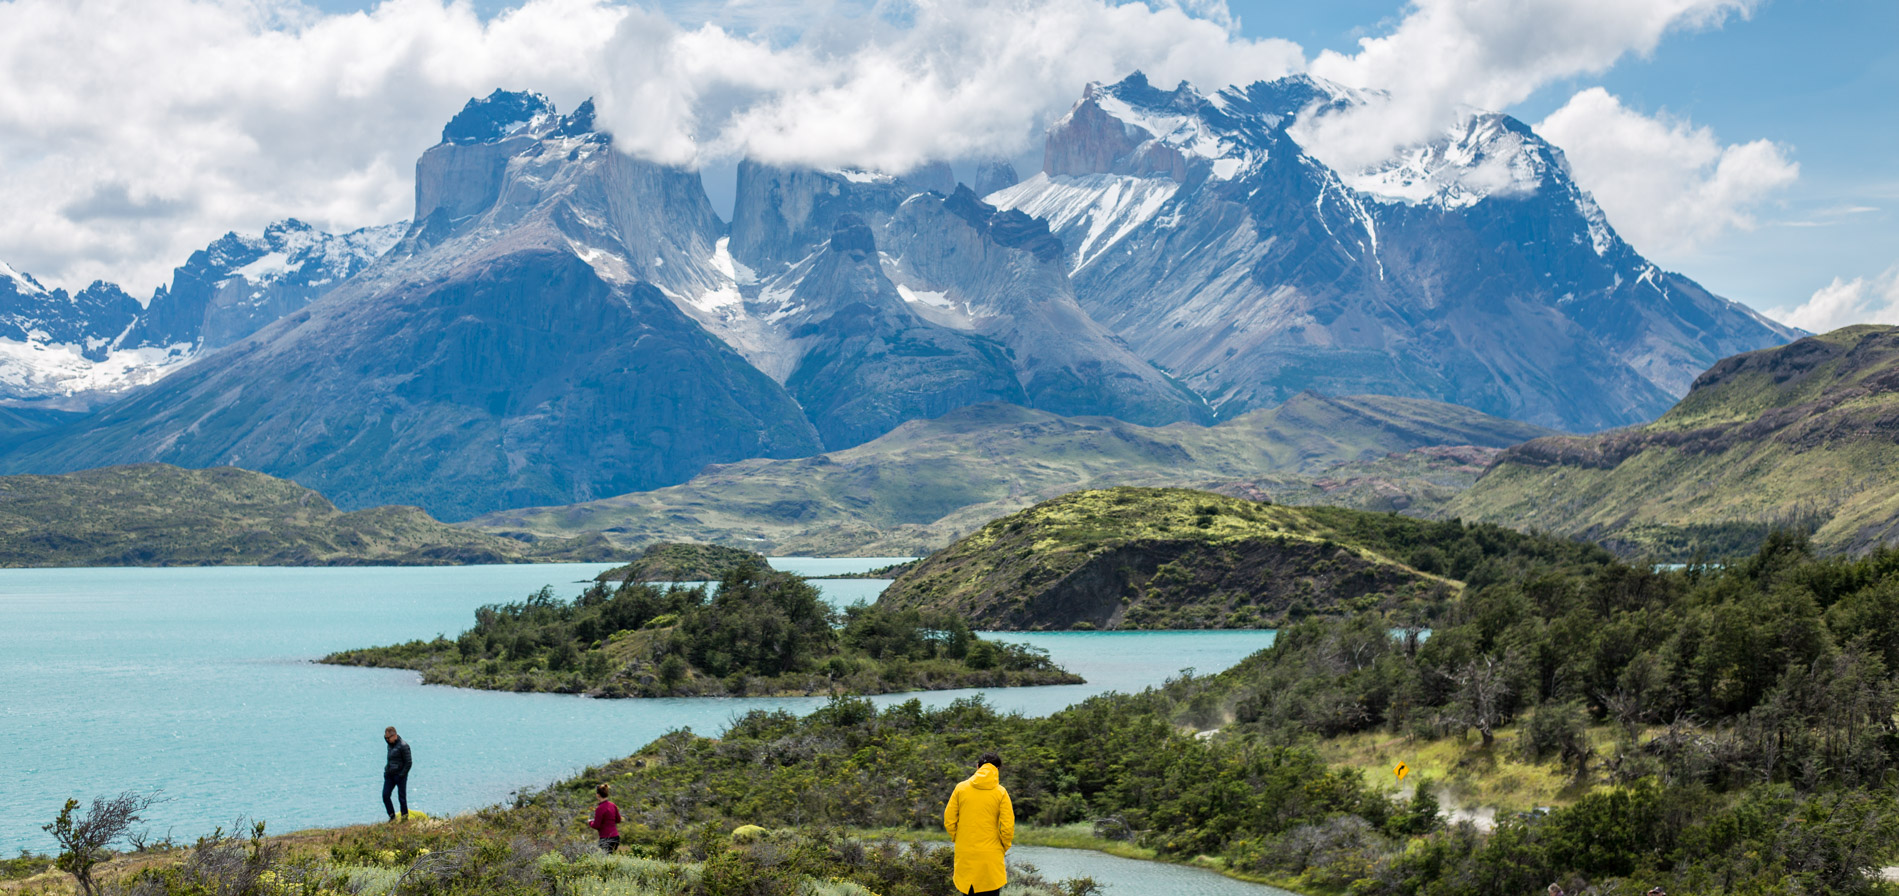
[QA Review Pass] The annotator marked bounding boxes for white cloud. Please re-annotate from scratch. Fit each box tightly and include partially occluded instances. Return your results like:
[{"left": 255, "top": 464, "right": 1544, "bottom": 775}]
[
  {"left": 1770, "top": 266, "right": 1899, "bottom": 334},
  {"left": 0, "top": 0, "right": 625, "bottom": 294},
  {"left": 0, "top": 0, "right": 1299, "bottom": 296},
  {"left": 1537, "top": 87, "right": 1797, "bottom": 256},
  {"left": 1298, "top": 0, "right": 1756, "bottom": 172},
  {"left": 591, "top": 0, "right": 1302, "bottom": 170}
]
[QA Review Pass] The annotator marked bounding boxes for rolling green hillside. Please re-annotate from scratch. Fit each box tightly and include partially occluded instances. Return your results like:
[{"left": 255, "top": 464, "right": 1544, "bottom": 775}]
[
  {"left": 1450, "top": 325, "right": 1899, "bottom": 558},
  {"left": 0, "top": 463, "right": 615, "bottom": 566},
  {"left": 472, "top": 395, "right": 1551, "bottom": 555},
  {"left": 876, "top": 486, "right": 1608, "bottom": 630}
]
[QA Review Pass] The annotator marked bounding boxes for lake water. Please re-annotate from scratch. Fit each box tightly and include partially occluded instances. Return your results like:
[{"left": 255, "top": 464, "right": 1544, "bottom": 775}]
[
  {"left": 1012, "top": 846, "right": 1300, "bottom": 896},
  {"left": 0, "top": 561, "right": 1276, "bottom": 860}
]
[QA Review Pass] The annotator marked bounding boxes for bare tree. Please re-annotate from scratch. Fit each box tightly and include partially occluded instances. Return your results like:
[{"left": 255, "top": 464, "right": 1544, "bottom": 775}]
[
  {"left": 43, "top": 791, "right": 161, "bottom": 896},
  {"left": 1453, "top": 654, "right": 1512, "bottom": 748}
]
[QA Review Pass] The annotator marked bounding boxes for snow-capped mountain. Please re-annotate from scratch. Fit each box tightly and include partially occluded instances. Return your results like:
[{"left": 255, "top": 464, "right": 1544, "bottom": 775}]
[
  {"left": 2, "top": 78, "right": 1803, "bottom": 516},
  {"left": 0, "top": 219, "right": 401, "bottom": 408},
  {"left": 4, "top": 92, "right": 825, "bottom": 520},
  {"left": 702, "top": 161, "right": 1211, "bottom": 445},
  {"left": 132, "top": 218, "right": 405, "bottom": 351},
  {"left": 989, "top": 73, "right": 1799, "bottom": 431}
]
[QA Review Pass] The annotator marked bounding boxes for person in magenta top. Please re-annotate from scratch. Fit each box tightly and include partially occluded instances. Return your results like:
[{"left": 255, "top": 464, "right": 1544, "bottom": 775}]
[{"left": 587, "top": 782, "right": 621, "bottom": 853}]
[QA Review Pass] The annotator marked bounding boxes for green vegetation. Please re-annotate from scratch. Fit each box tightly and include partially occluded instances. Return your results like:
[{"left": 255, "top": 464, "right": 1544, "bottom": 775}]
[
  {"left": 571, "top": 531, "right": 1899, "bottom": 895},
  {"left": 592, "top": 542, "right": 771, "bottom": 583},
  {"left": 0, "top": 464, "right": 615, "bottom": 567},
  {"left": 48, "top": 795, "right": 1103, "bottom": 896},
  {"left": 472, "top": 395, "right": 1550, "bottom": 555},
  {"left": 879, "top": 487, "right": 1609, "bottom": 630},
  {"left": 1452, "top": 324, "right": 1899, "bottom": 559},
  {"left": 323, "top": 563, "right": 1079, "bottom": 697}
]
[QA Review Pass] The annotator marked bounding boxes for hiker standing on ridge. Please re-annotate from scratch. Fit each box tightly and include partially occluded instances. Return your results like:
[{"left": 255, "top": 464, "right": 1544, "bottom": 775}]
[
  {"left": 587, "top": 783, "right": 621, "bottom": 853},
  {"left": 943, "top": 751, "right": 1014, "bottom": 896},
  {"left": 382, "top": 726, "right": 412, "bottom": 821}
]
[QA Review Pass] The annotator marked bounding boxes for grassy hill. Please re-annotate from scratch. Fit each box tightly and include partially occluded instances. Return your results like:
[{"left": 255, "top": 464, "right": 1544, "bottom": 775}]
[
  {"left": 1450, "top": 324, "right": 1899, "bottom": 558},
  {"left": 593, "top": 542, "right": 773, "bottom": 583},
  {"left": 876, "top": 486, "right": 1608, "bottom": 630},
  {"left": 472, "top": 395, "right": 1551, "bottom": 555},
  {"left": 0, "top": 463, "right": 616, "bottom": 566}
]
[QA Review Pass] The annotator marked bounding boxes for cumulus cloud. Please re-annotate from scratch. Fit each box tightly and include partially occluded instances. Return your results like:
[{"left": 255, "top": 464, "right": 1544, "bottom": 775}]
[
  {"left": 1298, "top": 0, "right": 1756, "bottom": 172},
  {"left": 1770, "top": 266, "right": 1899, "bottom": 334},
  {"left": 0, "top": 0, "right": 625, "bottom": 294},
  {"left": 1536, "top": 87, "right": 1797, "bottom": 256},
  {"left": 593, "top": 0, "right": 1302, "bottom": 170},
  {"left": 0, "top": 0, "right": 1298, "bottom": 296}
]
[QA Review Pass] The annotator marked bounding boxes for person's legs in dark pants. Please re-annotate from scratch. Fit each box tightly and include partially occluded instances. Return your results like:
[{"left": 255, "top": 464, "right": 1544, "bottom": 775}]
[
  {"left": 964, "top": 889, "right": 1000, "bottom": 896},
  {"left": 382, "top": 775, "right": 409, "bottom": 819}
]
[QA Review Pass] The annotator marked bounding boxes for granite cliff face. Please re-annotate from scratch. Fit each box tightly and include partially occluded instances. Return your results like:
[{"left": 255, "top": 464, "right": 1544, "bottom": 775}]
[
  {"left": 990, "top": 73, "right": 1799, "bottom": 432},
  {"left": 701, "top": 163, "right": 1212, "bottom": 440}
]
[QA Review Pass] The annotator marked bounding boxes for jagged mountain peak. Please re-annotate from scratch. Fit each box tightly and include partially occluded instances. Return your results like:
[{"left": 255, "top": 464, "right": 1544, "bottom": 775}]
[
  {"left": 441, "top": 89, "right": 557, "bottom": 145},
  {"left": 0, "top": 260, "right": 48, "bottom": 296}
]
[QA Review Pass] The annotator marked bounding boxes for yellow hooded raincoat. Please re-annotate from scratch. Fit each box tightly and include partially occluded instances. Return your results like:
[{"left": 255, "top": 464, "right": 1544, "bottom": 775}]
[{"left": 943, "top": 763, "right": 1014, "bottom": 893}]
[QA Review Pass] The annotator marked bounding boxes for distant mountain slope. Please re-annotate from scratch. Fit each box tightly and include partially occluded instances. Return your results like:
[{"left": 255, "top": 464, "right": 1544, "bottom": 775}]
[
  {"left": 875, "top": 486, "right": 1604, "bottom": 630},
  {"left": 989, "top": 73, "right": 1799, "bottom": 431},
  {"left": 471, "top": 393, "right": 1550, "bottom": 555},
  {"left": 0, "top": 464, "right": 614, "bottom": 567},
  {"left": 1449, "top": 325, "right": 1899, "bottom": 557}
]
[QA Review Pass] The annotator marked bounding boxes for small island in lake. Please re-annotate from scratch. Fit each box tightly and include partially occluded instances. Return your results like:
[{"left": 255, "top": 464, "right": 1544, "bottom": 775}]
[
  {"left": 593, "top": 541, "right": 774, "bottom": 583},
  {"left": 324, "top": 563, "right": 1080, "bottom": 697}
]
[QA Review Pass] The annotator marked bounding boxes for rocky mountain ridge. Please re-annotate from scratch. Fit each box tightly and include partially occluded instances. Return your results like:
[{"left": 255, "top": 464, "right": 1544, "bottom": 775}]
[
  {"left": 0, "top": 218, "right": 402, "bottom": 410},
  {"left": 989, "top": 73, "right": 1798, "bottom": 431}
]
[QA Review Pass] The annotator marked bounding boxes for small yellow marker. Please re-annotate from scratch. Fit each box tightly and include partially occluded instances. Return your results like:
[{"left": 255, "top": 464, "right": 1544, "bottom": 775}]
[{"left": 1393, "top": 762, "right": 1410, "bottom": 781}]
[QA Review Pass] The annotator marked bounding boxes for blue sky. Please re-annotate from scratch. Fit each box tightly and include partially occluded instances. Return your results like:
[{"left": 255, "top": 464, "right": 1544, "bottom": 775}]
[
  {"left": 3, "top": 0, "right": 1893, "bottom": 329},
  {"left": 1217, "top": 0, "right": 1899, "bottom": 320}
]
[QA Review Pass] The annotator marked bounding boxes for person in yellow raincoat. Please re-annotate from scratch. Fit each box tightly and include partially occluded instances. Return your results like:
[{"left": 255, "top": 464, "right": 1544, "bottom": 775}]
[{"left": 943, "top": 751, "right": 1014, "bottom": 896}]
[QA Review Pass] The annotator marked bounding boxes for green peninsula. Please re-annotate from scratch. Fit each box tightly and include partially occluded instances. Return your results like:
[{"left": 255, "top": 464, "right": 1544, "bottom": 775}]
[
  {"left": 324, "top": 563, "right": 1079, "bottom": 697},
  {"left": 879, "top": 486, "right": 1609, "bottom": 630}
]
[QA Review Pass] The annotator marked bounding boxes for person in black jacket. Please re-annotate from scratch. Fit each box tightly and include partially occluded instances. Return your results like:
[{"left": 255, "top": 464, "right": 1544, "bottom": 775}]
[{"left": 382, "top": 726, "right": 412, "bottom": 821}]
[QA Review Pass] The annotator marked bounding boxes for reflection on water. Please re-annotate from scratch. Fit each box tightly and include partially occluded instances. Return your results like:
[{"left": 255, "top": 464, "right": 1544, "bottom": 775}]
[{"left": 0, "top": 560, "right": 1275, "bottom": 854}]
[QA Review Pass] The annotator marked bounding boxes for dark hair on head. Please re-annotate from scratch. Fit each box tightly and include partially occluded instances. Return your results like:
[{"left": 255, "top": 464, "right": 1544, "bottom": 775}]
[
  {"left": 978, "top": 751, "right": 1002, "bottom": 770},
  {"left": 596, "top": 783, "right": 611, "bottom": 798}
]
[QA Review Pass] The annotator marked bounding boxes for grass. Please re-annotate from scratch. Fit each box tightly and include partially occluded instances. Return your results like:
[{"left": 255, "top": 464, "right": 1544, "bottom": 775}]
[
  {"left": 1317, "top": 721, "right": 1630, "bottom": 818},
  {"left": 1453, "top": 325, "right": 1899, "bottom": 559}
]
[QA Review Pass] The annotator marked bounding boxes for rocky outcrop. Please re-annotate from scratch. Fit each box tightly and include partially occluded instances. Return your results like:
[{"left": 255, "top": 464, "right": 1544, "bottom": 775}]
[{"left": 782, "top": 216, "right": 1025, "bottom": 448}]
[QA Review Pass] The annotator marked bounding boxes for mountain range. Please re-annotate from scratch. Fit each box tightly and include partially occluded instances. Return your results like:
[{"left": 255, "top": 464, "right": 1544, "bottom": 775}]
[{"left": 0, "top": 77, "right": 1797, "bottom": 519}]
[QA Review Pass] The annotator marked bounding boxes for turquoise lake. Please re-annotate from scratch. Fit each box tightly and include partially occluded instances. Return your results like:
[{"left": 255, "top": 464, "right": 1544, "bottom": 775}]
[{"left": 0, "top": 560, "right": 1278, "bottom": 864}]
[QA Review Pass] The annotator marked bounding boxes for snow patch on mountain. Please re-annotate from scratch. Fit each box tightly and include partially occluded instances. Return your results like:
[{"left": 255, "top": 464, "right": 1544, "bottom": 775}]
[
  {"left": 1091, "top": 89, "right": 1228, "bottom": 162},
  {"left": 988, "top": 173, "right": 1178, "bottom": 273},
  {"left": 1334, "top": 113, "right": 1546, "bottom": 210},
  {"left": 0, "top": 338, "right": 194, "bottom": 401},
  {"left": 1, "top": 261, "right": 46, "bottom": 296}
]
